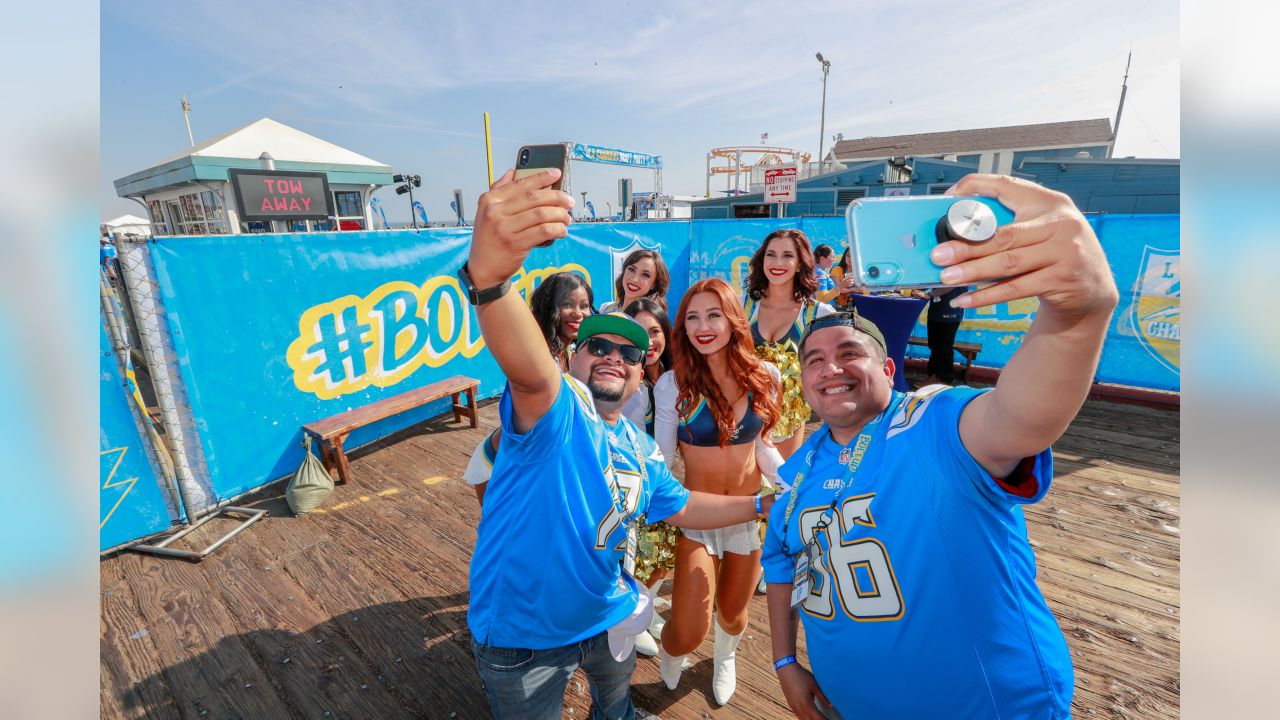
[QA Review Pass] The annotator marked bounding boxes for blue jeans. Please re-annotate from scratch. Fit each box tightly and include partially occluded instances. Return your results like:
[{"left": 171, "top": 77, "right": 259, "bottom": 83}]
[{"left": 472, "top": 630, "right": 637, "bottom": 720}]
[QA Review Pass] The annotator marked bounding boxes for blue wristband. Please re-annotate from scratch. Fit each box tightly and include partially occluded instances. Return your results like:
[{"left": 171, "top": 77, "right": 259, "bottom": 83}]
[
  {"left": 754, "top": 494, "right": 764, "bottom": 517},
  {"left": 773, "top": 655, "right": 798, "bottom": 671}
]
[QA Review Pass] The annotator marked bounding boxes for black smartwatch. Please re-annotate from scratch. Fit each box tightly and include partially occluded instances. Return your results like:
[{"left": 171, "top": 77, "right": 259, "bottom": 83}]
[{"left": 457, "top": 263, "right": 513, "bottom": 305}]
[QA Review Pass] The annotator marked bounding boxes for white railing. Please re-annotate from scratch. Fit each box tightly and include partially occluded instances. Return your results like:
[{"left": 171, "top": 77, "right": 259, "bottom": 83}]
[{"left": 746, "top": 161, "right": 846, "bottom": 192}]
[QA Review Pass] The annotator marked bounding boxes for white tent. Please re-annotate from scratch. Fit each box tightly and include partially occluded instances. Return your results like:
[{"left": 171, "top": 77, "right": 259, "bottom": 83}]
[{"left": 102, "top": 214, "right": 152, "bottom": 237}]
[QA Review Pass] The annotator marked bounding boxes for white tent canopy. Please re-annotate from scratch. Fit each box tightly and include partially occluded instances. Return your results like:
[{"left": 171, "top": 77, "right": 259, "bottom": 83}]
[{"left": 102, "top": 214, "right": 153, "bottom": 237}]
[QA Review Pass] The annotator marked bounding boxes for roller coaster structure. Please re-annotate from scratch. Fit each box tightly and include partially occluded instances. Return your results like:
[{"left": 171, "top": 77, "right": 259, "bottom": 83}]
[{"left": 705, "top": 146, "right": 812, "bottom": 197}]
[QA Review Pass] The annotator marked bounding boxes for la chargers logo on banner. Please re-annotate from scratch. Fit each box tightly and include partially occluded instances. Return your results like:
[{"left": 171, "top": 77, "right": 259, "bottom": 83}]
[{"left": 1129, "top": 246, "right": 1180, "bottom": 374}]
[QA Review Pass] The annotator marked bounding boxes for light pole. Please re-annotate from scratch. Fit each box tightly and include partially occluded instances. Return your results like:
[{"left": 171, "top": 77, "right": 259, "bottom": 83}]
[
  {"left": 816, "top": 52, "right": 831, "bottom": 174},
  {"left": 394, "top": 173, "right": 422, "bottom": 229},
  {"left": 581, "top": 191, "right": 588, "bottom": 221}
]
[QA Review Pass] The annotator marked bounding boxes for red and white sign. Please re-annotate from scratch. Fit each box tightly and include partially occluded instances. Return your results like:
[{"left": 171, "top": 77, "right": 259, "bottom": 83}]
[{"left": 764, "top": 164, "right": 798, "bottom": 204}]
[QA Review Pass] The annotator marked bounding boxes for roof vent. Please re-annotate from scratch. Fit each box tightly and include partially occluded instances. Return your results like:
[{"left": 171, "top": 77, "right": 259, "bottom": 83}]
[{"left": 259, "top": 152, "right": 275, "bottom": 170}]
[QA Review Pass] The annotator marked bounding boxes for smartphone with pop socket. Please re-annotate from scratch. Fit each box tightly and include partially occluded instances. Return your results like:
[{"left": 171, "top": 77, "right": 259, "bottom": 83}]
[
  {"left": 515, "top": 144, "right": 569, "bottom": 246},
  {"left": 844, "top": 195, "right": 1015, "bottom": 291}
]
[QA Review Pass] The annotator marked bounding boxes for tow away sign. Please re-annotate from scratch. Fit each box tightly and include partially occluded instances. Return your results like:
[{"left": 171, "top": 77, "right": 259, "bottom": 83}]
[{"left": 764, "top": 165, "right": 797, "bottom": 204}]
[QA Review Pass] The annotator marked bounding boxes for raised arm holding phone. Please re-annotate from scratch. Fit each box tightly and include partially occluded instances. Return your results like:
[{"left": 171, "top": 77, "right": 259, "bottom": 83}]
[{"left": 762, "top": 173, "right": 1118, "bottom": 720}]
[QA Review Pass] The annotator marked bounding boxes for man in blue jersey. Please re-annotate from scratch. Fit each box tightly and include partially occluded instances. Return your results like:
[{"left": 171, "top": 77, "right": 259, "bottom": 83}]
[
  {"left": 460, "top": 167, "right": 775, "bottom": 720},
  {"left": 762, "top": 174, "right": 1120, "bottom": 720}
]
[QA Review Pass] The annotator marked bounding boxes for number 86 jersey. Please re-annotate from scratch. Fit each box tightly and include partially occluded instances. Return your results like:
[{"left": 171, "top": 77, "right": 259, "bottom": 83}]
[{"left": 761, "top": 385, "right": 1073, "bottom": 720}]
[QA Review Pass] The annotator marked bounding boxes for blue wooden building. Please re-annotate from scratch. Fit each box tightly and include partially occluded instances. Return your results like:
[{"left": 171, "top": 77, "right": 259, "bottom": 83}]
[{"left": 690, "top": 118, "right": 1178, "bottom": 219}]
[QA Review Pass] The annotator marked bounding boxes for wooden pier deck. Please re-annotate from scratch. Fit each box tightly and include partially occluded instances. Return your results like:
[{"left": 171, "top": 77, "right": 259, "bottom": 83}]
[{"left": 100, "top": 393, "right": 1179, "bottom": 719}]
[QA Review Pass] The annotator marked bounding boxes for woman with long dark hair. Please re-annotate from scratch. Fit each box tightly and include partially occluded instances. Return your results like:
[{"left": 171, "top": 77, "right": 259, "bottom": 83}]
[
  {"left": 599, "top": 248, "right": 671, "bottom": 314},
  {"left": 528, "top": 271, "right": 595, "bottom": 371},
  {"left": 742, "top": 228, "right": 835, "bottom": 459},
  {"left": 620, "top": 297, "right": 673, "bottom": 435},
  {"left": 619, "top": 297, "right": 678, "bottom": 658},
  {"left": 828, "top": 246, "right": 860, "bottom": 312},
  {"left": 463, "top": 271, "right": 594, "bottom": 504},
  {"left": 653, "top": 278, "right": 785, "bottom": 706}
]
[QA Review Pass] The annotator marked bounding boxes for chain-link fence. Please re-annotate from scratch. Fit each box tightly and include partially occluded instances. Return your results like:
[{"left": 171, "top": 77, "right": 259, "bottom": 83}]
[
  {"left": 113, "top": 235, "right": 217, "bottom": 519},
  {"left": 100, "top": 266, "right": 180, "bottom": 527}
]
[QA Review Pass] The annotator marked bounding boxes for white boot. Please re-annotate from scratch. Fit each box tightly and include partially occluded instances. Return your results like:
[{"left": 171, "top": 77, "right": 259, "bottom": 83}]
[
  {"left": 646, "top": 578, "right": 667, "bottom": 640},
  {"left": 646, "top": 608, "right": 667, "bottom": 641},
  {"left": 659, "top": 646, "right": 692, "bottom": 690},
  {"left": 634, "top": 630, "right": 659, "bottom": 657},
  {"left": 634, "top": 582, "right": 660, "bottom": 656},
  {"left": 712, "top": 619, "right": 745, "bottom": 706}
]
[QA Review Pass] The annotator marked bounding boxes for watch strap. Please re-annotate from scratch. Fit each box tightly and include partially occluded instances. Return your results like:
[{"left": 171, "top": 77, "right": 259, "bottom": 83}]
[{"left": 458, "top": 263, "right": 512, "bottom": 305}]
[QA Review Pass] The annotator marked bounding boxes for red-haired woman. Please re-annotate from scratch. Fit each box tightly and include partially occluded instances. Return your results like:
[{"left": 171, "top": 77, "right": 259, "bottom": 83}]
[
  {"left": 742, "top": 228, "right": 835, "bottom": 459},
  {"left": 652, "top": 278, "right": 785, "bottom": 706},
  {"left": 599, "top": 248, "right": 671, "bottom": 314}
]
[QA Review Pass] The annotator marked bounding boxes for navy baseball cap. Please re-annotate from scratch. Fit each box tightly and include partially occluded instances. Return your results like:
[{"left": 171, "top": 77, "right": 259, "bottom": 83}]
[{"left": 799, "top": 311, "right": 887, "bottom": 355}]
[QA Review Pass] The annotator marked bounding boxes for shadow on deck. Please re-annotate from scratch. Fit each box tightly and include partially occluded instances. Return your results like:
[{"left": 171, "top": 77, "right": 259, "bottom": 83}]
[{"left": 101, "top": 391, "right": 1179, "bottom": 719}]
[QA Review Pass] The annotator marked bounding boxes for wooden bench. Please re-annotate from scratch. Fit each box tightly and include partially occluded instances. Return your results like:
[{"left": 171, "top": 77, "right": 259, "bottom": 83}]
[
  {"left": 908, "top": 336, "right": 982, "bottom": 381},
  {"left": 302, "top": 375, "right": 479, "bottom": 484}
]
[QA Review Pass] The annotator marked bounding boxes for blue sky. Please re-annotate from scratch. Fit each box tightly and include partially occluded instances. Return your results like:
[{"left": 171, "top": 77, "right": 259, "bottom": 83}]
[{"left": 101, "top": 0, "right": 1179, "bottom": 225}]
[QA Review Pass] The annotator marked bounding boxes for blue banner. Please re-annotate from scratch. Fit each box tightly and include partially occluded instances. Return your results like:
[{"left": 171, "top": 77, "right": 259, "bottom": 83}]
[
  {"left": 568, "top": 142, "right": 663, "bottom": 169},
  {"left": 100, "top": 321, "right": 175, "bottom": 550},
  {"left": 412, "top": 200, "right": 429, "bottom": 226},
  {"left": 370, "top": 197, "right": 390, "bottom": 229},
  {"left": 687, "top": 215, "right": 1180, "bottom": 392},
  {"left": 148, "top": 223, "right": 690, "bottom": 499},
  {"left": 144, "top": 214, "right": 1175, "bottom": 503}
]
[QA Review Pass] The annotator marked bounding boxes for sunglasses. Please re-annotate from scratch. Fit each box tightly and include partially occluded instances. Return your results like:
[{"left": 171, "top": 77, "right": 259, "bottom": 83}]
[{"left": 583, "top": 336, "right": 644, "bottom": 366}]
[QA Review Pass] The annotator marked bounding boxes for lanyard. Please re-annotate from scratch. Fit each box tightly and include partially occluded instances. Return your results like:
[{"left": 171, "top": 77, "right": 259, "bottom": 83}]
[
  {"left": 781, "top": 391, "right": 902, "bottom": 555},
  {"left": 604, "top": 419, "right": 648, "bottom": 528}
]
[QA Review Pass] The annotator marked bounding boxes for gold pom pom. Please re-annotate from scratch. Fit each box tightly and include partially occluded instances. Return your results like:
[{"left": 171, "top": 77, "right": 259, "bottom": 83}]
[
  {"left": 755, "top": 340, "right": 812, "bottom": 437},
  {"left": 633, "top": 521, "right": 681, "bottom": 584}
]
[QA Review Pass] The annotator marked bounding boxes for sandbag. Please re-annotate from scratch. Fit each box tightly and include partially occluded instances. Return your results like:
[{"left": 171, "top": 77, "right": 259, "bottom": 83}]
[{"left": 286, "top": 435, "right": 334, "bottom": 515}]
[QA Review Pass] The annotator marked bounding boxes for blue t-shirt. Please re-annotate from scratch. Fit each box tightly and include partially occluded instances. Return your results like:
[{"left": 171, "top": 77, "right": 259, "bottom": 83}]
[
  {"left": 468, "top": 375, "right": 690, "bottom": 650},
  {"left": 815, "top": 265, "right": 835, "bottom": 293},
  {"left": 762, "top": 385, "right": 1072, "bottom": 719}
]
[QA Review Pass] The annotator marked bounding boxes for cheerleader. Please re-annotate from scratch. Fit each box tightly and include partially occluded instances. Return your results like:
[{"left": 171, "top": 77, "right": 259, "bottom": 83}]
[
  {"left": 741, "top": 229, "right": 835, "bottom": 460},
  {"left": 653, "top": 278, "right": 784, "bottom": 705},
  {"left": 598, "top": 248, "right": 670, "bottom": 314}
]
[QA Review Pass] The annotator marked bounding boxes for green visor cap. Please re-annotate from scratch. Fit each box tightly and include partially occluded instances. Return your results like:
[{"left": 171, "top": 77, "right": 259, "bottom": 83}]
[{"left": 576, "top": 312, "right": 650, "bottom": 353}]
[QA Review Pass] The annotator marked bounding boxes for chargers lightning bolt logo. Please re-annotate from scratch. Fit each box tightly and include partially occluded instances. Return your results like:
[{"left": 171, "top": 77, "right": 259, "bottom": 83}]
[{"left": 100, "top": 446, "right": 139, "bottom": 529}]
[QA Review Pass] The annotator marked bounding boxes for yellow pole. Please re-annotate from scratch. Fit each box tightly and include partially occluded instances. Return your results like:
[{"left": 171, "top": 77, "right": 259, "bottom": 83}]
[{"left": 483, "top": 112, "right": 494, "bottom": 187}]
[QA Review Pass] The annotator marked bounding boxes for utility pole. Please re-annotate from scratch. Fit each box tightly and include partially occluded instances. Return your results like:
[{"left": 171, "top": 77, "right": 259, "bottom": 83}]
[
  {"left": 180, "top": 95, "right": 195, "bottom": 147},
  {"left": 816, "top": 53, "right": 831, "bottom": 173},
  {"left": 1109, "top": 51, "right": 1132, "bottom": 159}
]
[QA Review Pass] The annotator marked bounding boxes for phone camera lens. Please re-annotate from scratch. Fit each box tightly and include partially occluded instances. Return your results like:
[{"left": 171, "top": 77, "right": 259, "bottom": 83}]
[{"left": 867, "top": 266, "right": 881, "bottom": 279}]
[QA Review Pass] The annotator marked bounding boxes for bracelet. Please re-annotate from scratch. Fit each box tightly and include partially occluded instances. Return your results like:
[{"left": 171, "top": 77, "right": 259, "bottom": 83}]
[
  {"left": 754, "top": 494, "right": 764, "bottom": 517},
  {"left": 773, "top": 655, "right": 798, "bottom": 671}
]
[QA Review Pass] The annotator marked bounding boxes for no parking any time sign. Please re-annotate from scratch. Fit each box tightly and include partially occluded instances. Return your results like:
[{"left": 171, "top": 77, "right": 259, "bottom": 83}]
[{"left": 764, "top": 164, "right": 797, "bottom": 204}]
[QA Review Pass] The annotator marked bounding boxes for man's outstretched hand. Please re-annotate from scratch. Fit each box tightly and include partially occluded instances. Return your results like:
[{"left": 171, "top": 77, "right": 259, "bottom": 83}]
[
  {"left": 466, "top": 168, "right": 575, "bottom": 289},
  {"left": 932, "top": 174, "right": 1119, "bottom": 323}
]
